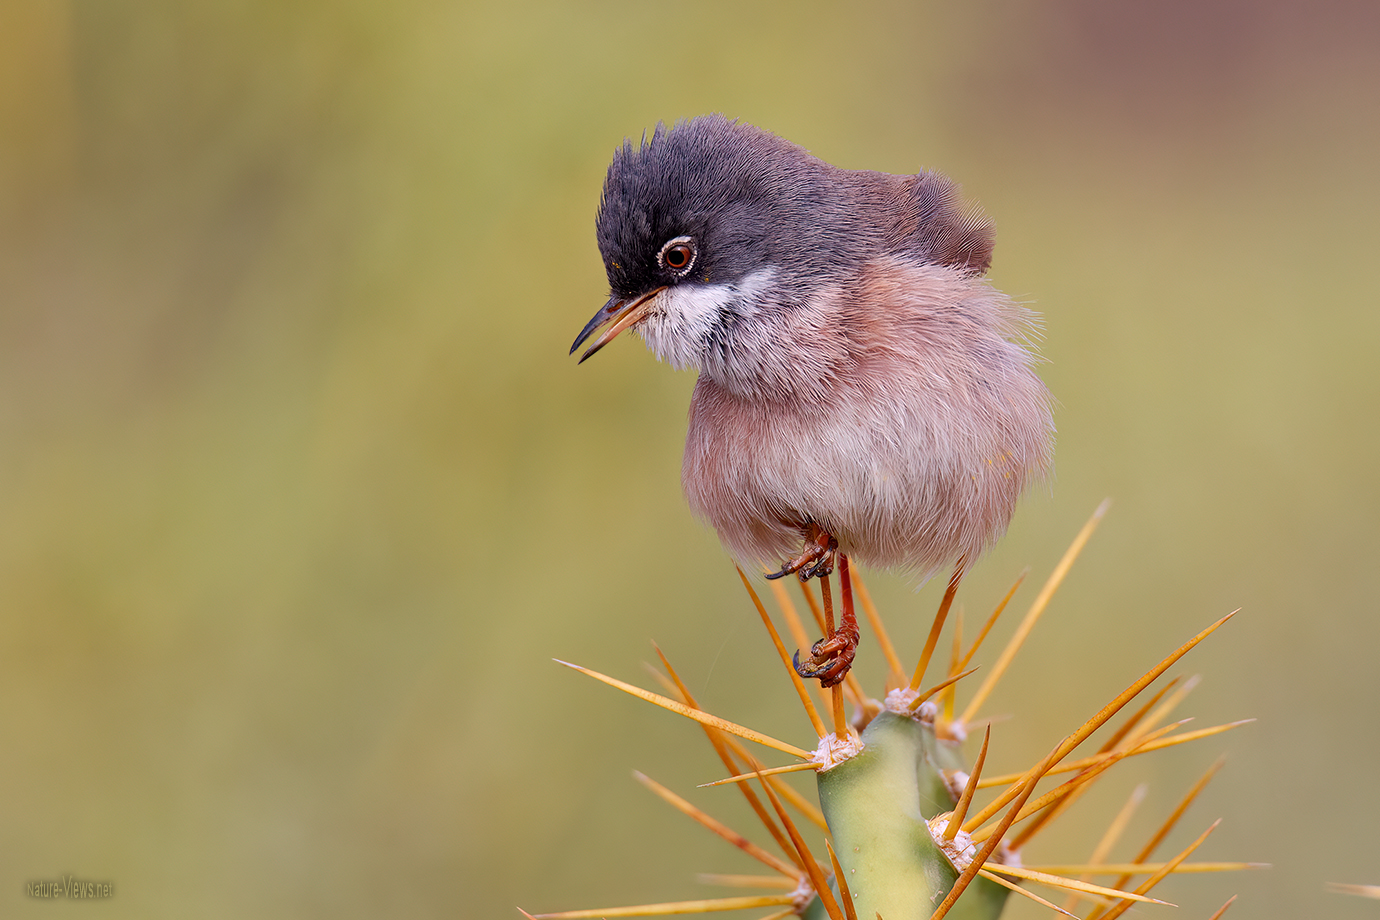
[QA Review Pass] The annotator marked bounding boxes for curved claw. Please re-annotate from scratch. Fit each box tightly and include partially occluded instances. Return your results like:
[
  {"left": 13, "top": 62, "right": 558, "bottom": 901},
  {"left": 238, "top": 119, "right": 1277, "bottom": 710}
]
[
  {"left": 794, "top": 632, "right": 859, "bottom": 688},
  {"left": 769, "top": 523, "right": 838, "bottom": 582},
  {"left": 799, "top": 553, "right": 835, "bottom": 581}
]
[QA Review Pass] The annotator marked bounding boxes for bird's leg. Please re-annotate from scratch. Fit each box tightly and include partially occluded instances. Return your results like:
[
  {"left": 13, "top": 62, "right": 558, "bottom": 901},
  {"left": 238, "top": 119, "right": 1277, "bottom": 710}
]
[
  {"left": 793, "top": 553, "right": 861, "bottom": 688},
  {"left": 765, "top": 522, "right": 837, "bottom": 581}
]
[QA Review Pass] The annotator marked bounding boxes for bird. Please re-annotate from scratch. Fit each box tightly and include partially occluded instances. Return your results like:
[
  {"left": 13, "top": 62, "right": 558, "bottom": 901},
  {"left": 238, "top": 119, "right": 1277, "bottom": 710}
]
[{"left": 570, "top": 115, "right": 1054, "bottom": 686}]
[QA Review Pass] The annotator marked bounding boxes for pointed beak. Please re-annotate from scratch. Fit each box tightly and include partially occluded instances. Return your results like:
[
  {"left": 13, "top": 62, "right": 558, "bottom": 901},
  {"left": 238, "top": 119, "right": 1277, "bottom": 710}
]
[{"left": 569, "top": 288, "right": 665, "bottom": 363}]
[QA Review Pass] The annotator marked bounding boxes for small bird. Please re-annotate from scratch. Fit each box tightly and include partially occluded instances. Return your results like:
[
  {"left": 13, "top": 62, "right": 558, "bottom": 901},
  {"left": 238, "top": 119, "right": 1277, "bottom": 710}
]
[{"left": 571, "top": 115, "right": 1053, "bottom": 685}]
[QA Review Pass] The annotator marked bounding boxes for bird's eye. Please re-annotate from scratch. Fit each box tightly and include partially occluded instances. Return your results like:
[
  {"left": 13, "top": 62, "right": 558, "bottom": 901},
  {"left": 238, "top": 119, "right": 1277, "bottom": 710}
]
[
  {"left": 664, "top": 245, "right": 690, "bottom": 269},
  {"left": 658, "top": 236, "right": 696, "bottom": 275}
]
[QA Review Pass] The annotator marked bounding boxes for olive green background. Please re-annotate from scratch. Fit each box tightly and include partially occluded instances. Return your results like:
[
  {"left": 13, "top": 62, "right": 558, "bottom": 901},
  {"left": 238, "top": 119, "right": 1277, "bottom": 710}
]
[{"left": 2, "top": 2, "right": 1377, "bottom": 918}]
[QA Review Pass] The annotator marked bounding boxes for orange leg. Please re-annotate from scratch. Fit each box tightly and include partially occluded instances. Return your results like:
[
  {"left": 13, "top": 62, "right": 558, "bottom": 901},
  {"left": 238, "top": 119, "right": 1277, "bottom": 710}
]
[{"left": 793, "top": 553, "right": 861, "bottom": 688}]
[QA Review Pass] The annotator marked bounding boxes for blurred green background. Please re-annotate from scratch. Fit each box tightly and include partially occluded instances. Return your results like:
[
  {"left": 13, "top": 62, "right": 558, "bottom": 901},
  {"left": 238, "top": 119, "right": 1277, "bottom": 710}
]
[{"left": 2, "top": 1, "right": 1378, "bottom": 917}]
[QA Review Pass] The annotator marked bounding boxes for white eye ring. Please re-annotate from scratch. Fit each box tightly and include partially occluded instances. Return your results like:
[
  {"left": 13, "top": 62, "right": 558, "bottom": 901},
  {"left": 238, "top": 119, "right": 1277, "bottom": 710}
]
[{"left": 658, "top": 236, "right": 697, "bottom": 276}]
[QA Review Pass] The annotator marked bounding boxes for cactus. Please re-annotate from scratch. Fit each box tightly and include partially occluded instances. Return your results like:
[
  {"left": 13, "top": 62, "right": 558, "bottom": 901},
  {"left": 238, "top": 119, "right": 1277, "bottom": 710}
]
[{"left": 523, "top": 504, "right": 1258, "bottom": 920}]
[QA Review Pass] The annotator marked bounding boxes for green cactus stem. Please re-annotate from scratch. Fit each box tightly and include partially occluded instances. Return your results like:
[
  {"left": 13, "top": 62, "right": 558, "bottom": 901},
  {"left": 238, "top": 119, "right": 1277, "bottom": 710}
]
[{"left": 818, "top": 707, "right": 1010, "bottom": 920}]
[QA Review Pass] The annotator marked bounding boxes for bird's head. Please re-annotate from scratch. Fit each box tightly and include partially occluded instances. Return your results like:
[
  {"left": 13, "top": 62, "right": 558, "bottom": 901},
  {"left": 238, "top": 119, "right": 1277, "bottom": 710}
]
[{"left": 570, "top": 115, "right": 834, "bottom": 367}]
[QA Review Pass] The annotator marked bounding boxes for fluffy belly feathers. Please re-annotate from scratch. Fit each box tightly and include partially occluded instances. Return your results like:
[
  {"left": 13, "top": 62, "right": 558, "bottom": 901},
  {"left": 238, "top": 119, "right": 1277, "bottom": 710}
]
[{"left": 682, "top": 329, "right": 1052, "bottom": 576}]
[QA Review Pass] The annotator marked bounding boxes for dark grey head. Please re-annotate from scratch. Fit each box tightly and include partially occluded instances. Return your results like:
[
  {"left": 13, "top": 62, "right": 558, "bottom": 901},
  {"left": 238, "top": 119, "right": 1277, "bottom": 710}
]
[
  {"left": 570, "top": 115, "right": 994, "bottom": 366},
  {"left": 596, "top": 116, "right": 837, "bottom": 299},
  {"left": 570, "top": 115, "right": 849, "bottom": 364}
]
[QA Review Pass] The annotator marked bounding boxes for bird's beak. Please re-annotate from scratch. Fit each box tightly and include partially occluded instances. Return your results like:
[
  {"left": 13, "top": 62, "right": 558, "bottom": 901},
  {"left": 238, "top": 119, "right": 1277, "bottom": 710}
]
[{"left": 569, "top": 288, "right": 665, "bottom": 363}]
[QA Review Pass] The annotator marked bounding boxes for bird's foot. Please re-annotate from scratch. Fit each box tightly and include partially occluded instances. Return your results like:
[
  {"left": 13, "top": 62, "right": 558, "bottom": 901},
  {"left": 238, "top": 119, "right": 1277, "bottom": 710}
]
[
  {"left": 793, "top": 626, "right": 860, "bottom": 688},
  {"left": 765, "top": 524, "right": 838, "bottom": 582}
]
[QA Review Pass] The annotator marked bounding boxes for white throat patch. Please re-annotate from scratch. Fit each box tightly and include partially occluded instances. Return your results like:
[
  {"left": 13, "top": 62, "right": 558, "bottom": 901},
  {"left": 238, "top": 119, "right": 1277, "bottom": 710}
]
[{"left": 635, "top": 268, "right": 777, "bottom": 370}]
